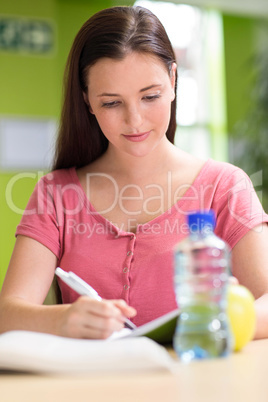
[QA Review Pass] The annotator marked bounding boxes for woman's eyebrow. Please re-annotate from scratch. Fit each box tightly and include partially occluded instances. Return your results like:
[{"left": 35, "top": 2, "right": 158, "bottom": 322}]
[
  {"left": 140, "top": 84, "right": 162, "bottom": 92},
  {"left": 97, "top": 84, "right": 162, "bottom": 97},
  {"left": 98, "top": 92, "right": 118, "bottom": 97}
]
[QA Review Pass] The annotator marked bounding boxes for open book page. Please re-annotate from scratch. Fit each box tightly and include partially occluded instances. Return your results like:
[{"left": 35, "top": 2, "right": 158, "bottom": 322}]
[
  {"left": 111, "top": 308, "right": 180, "bottom": 344},
  {"left": 0, "top": 330, "right": 175, "bottom": 375}
]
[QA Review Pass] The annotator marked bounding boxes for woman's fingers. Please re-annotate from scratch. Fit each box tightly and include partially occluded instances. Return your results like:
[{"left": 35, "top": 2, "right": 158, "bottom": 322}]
[
  {"left": 60, "top": 297, "right": 136, "bottom": 339},
  {"left": 110, "top": 299, "right": 137, "bottom": 318},
  {"left": 229, "top": 276, "right": 239, "bottom": 285}
]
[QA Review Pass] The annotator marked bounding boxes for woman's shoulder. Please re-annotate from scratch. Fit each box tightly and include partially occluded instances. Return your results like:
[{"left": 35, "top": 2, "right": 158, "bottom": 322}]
[
  {"left": 202, "top": 158, "right": 242, "bottom": 174},
  {"left": 198, "top": 158, "right": 247, "bottom": 183},
  {"left": 41, "top": 167, "right": 78, "bottom": 186},
  {"left": 173, "top": 151, "right": 244, "bottom": 187}
]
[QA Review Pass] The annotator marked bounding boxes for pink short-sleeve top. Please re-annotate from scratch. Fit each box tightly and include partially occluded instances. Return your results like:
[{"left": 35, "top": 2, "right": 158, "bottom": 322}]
[{"left": 16, "top": 159, "right": 268, "bottom": 326}]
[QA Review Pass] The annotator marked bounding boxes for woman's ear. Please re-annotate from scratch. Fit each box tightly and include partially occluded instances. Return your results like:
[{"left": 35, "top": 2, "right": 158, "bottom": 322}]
[
  {"left": 83, "top": 91, "right": 94, "bottom": 114},
  {"left": 170, "top": 62, "right": 177, "bottom": 101},
  {"left": 170, "top": 63, "right": 177, "bottom": 86}
]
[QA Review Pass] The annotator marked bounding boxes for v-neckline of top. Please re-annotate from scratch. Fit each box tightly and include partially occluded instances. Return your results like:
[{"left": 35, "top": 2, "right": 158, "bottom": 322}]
[{"left": 69, "top": 158, "right": 212, "bottom": 235}]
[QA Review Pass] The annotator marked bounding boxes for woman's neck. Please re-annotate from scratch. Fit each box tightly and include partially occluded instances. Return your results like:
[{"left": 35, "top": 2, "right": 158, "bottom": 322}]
[{"left": 101, "top": 138, "right": 179, "bottom": 182}]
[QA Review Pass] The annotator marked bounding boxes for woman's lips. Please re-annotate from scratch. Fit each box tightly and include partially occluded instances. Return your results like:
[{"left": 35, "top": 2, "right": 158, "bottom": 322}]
[{"left": 122, "top": 131, "right": 150, "bottom": 142}]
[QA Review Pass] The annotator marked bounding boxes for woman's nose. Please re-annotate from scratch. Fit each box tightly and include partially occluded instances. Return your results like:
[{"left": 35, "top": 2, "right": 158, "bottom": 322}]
[{"left": 124, "top": 104, "right": 143, "bottom": 129}]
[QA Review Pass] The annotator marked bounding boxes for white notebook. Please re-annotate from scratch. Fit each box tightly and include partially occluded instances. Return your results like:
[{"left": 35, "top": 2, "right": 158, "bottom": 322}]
[
  {"left": 0, "top": 330, "right": 175, "bottom": 375},
  {"left": 0, "top": 309, "right": 180, "bottom": 374}
]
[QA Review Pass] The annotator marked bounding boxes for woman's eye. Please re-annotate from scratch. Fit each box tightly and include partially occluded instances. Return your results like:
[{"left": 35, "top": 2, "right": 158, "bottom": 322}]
[
  {"left": 143, "top": 94, "right": 161, "bottom": 102},
  {"left": 101, "top": 101, "right": 120, "bottom": 108}
]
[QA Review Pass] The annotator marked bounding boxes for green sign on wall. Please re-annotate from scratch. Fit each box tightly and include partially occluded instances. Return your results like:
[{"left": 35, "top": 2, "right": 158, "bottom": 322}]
[{"left": 0, "top": 16, "right": 55, "bottom": 54}]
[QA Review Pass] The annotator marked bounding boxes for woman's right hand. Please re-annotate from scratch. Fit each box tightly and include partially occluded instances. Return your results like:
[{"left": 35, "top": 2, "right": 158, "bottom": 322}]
[
  {"left": 0, "top": 236, "right": 137, "bottom": 338},
  {"left": 58, "top": 297, "right": 137, "bottom": 339}
]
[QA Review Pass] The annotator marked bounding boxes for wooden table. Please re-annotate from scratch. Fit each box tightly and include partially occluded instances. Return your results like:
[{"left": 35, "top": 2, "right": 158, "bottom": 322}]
[{"left": 1, "top": 339, "right": 268, "bottom": 402}]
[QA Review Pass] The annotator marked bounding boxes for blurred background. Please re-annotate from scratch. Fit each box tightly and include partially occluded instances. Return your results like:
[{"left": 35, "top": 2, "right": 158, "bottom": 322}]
[{"left": 0, "top": 0, "right": 268, "bottom": 288}]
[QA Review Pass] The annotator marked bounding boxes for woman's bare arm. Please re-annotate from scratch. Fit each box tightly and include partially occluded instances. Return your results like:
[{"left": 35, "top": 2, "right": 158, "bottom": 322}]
[
  {"left": 0, "top": 235, "right": 136, "bottom": 339},
  {"left": 232, "top": 223, "right": 268, "bottom": 339}
]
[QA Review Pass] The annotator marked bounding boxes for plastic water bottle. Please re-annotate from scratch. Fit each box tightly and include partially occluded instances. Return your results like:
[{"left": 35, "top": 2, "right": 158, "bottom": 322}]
[{"left": 173, "top": 210, "right": 232, "bottom": 362}]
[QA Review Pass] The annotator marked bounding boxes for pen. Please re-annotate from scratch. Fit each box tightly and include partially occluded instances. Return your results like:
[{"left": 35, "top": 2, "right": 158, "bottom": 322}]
[{"left": 55, "top": 267, "right": 136, "bottom": 330}]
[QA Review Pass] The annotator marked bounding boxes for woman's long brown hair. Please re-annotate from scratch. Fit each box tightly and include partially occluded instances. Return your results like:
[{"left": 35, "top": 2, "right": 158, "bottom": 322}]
[{"left": 52, "top": 6, "right": 177, "bottom": 171}]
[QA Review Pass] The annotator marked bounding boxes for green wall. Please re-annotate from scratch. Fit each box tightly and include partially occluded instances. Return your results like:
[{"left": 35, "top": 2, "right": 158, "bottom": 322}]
[
  {"left": 222, "top": 13, "right": 262, "bottom": 135},
  {"left": 0, "top": 0, "right": 112, "bottom": 287}
]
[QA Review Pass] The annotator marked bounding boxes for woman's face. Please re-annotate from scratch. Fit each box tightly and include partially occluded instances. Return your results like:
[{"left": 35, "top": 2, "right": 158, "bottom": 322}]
[{"left": 84, "top": 52, "right": 176, "bottom": 158}]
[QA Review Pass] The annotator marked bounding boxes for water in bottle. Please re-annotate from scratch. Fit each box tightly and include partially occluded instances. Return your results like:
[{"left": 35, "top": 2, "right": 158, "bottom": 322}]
[{"left": 173, "top": 210, "right": 232, "bottom": 362}]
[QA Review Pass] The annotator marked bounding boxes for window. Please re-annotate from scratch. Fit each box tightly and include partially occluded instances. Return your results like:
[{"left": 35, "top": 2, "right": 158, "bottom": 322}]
[{"left": 134, "top": 1, "right": 227, "bottom": 161}]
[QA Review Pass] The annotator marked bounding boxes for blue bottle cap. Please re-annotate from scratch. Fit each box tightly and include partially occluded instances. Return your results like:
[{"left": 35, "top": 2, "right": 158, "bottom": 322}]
[{"left": 187, "top": 210, "right": 216, "bottom": 233}]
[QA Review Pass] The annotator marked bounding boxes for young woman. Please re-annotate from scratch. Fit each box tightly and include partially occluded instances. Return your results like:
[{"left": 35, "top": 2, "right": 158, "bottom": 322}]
[{"left": 0, "top": 6, "right": 268, "bottom": 340}]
